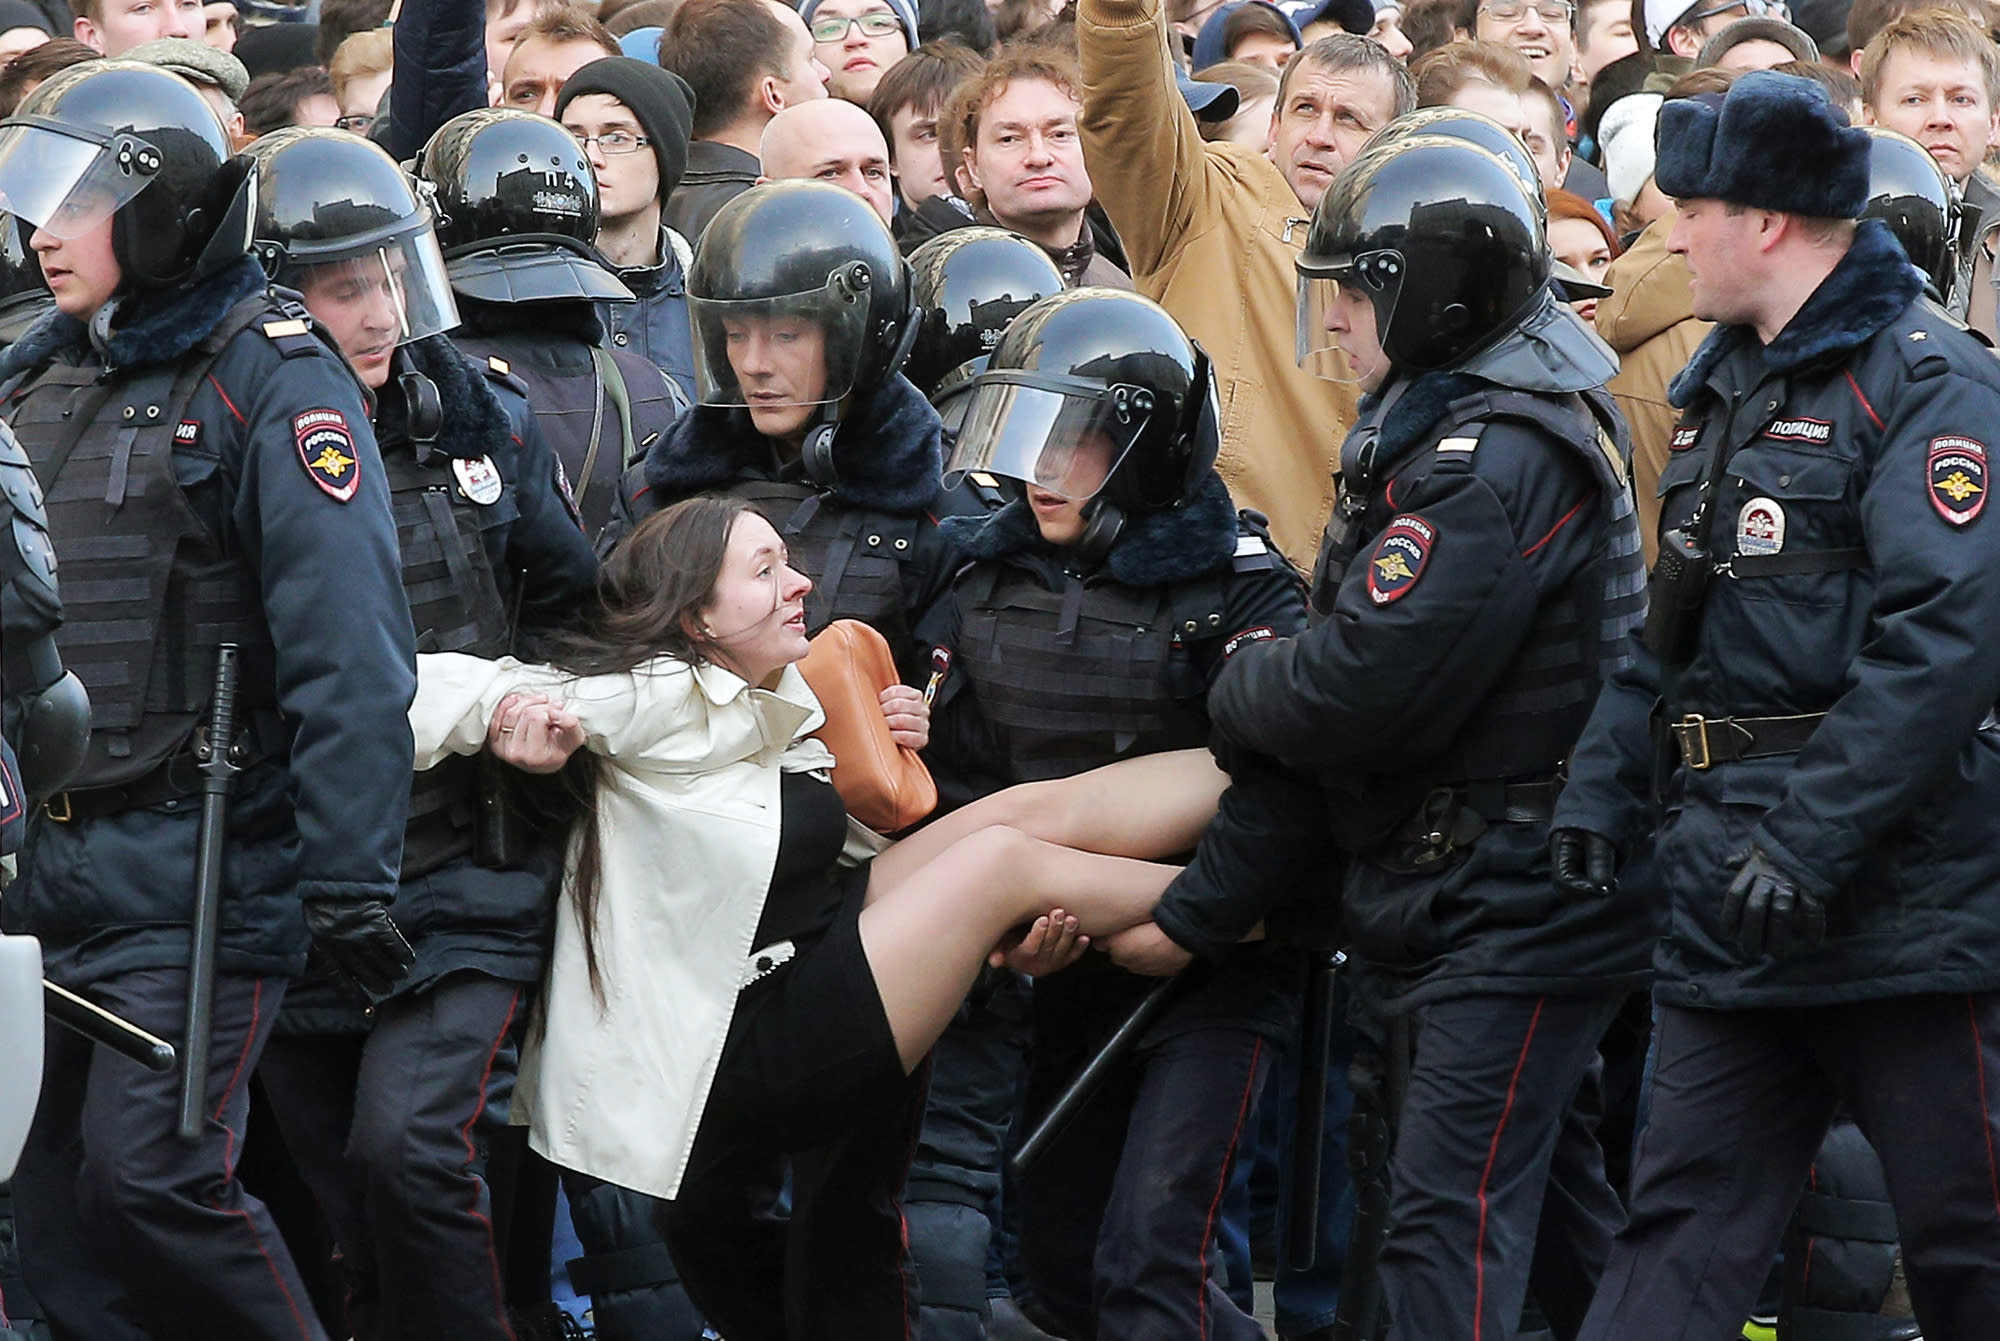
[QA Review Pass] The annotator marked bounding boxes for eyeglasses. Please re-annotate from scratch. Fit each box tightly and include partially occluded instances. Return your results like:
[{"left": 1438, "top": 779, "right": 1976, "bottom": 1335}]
[
  {"left": 335, "top": 113, "right": 375, "bottom": 132},
  {"left": 1477, "top": 0, "right": 1574, "bottom": 22},
  {"left": 809, "top": 11, "right": 903, "bottom": 42},
  {"left": 570, "top": 129, "right": 651, "bottom": 156}
]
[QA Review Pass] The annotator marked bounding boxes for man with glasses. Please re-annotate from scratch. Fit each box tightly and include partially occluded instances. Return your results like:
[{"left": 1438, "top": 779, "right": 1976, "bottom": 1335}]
[
  {"left": 801, "top": 0, "right": 917, "bottom": 106},
  {"left": 559, "top": 56, "right": 701, "bottom": 398},
  {"left": 1473, "top": 0, "right": 1576, "bottom": 102}
]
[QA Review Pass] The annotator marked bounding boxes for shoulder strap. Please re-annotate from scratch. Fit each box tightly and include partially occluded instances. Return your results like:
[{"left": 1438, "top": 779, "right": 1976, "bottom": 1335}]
[{"left": 587, "top": 344, "right": 640, "bottom": 470}]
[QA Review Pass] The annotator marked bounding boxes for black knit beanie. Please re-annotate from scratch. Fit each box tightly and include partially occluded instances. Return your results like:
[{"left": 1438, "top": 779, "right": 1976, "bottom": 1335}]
[{"left": 555, "top": 56, "right": 697, "bottom": 204}]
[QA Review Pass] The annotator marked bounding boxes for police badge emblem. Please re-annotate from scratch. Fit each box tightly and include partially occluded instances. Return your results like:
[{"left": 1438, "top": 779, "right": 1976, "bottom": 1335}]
[
  {"left": 452, "top": 455, "right": 504, "bottom": 506},
  {"left": 1929, "top": 436, "right": 1987, "bottom": 526},
  {"left": 1367, "top": 516, "right": 1434, "bottom": 605},
  {"left": 1737, "top": 497, "right": 1786, "bottom": 556},
  {"left": 294, "top": 408, "right": 359, "bottom": 502}
]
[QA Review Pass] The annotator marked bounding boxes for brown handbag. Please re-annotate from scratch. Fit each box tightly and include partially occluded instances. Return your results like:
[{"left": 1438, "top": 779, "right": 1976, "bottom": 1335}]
[{"left": 796, "top": 620, "right": 938, "bottom": 832}]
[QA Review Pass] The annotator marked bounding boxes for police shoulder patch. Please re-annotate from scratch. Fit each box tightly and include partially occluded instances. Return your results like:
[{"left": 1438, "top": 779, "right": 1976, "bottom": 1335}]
[
  {"left": 1928, "top": 435, "right": 1987, "bottom": 526},
  {"left": 295, "top": 407, "right": 360, "bottom": 503},
  {"left": 1367, "top": 515, "right": 1435, "bottom": 606}
]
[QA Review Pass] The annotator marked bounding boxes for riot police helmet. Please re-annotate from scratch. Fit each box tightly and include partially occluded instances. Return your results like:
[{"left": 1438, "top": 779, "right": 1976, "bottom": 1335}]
[
  {"left": 243, "top": 128, "right": 461, "bottom": 348},
  {"left": 0, "top": 213, "right": 49, "bottom": 346},
  {"left": 1858, "top": 126, "right": 1955, "bottom": 296},
  {"left": 686, "top": 179, "right": 918, "bottom": 414},
  {"left": 905, "top": 227, "right": 1066, "bottom": 405},
  {"left": 1363, "top": 107, "right": 1546, "bottom": 216},
  {"left": 1297, "top": 135, "right": 1549, "bottom": 380},
  {"left": 0, "top": 60, "right": 254, "bottom": 291},
  {"left": 417, "top": 107, "right": 633, "bottom": 306},
  {"left": 947, "top": 288, "right": 1219, "bottom": 528}
]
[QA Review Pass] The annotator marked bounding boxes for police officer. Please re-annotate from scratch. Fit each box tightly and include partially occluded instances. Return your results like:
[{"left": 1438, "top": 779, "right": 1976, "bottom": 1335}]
[
  {"left": 0, "top": 61, "right": 415, "bottom": 1340},
  {"left": 925, "top": 287, "right": 1309, "bottom": 1339},
  {"left": 898, "top": 224, "right": 1063, "bottom": 1341},
  {"left": 629, "top": 179, "right": 969, "bottom": 677},
  {"left": 1551, "top": 70, "right": 2000, "bottom": 1341},
  {"left": 1201, "top": 132, "right": 1651, "bottom": 1341},
  {"left": 235, "top": 126, "right": 600, "bottom": 1341},
  {"left": 418, "top": 107, "right": 685, "bottom": 545}
]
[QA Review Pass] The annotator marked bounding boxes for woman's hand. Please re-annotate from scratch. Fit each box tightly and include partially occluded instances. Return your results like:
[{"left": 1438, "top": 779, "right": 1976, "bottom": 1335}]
[
  {"left": 879, "top": 684, "right": 930, "bottom": 751},
  {"left": 486, "top": 692, "right": 586, "bottom": 774},
  {"left": 990, "top": 911, "right": 1088, "bottom": 977}
]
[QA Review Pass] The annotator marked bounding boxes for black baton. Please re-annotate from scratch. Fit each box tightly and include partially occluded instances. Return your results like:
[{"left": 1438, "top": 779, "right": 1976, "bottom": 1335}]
[
  {"left": 177, "top": 643, "right": 242, "bottom": 1142},
  {"left": 1011, "top": 975, "right": 1180, "bottom": 1177},
  {"left": 1285, "top": 948, "right": 1345, "bottom": 1272},
  {"left": 45, "top": 980, "right": 176, "bottom": 1073}
]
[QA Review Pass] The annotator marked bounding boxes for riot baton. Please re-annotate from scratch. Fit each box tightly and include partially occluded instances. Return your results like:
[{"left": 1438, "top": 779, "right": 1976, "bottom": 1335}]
[
  {"left": 1285, "top": 948, "right": 1345, "bottom": 1272},
  {"left": 44, "top": 980, "right": 176, "bottom": 1073},
  {"left": 176, "top": 643, "right": 242, "bottom": 1142},
  {"left": 1010, "top": 975, "right": 1180, "bottom": 1177}
]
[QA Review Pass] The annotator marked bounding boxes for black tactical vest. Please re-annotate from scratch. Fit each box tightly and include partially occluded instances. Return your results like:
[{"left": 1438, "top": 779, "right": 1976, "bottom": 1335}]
[
  {"left": 953, "top": 563, "right": 1213, "bottom": 784},
  {"left": 454, "top": 335, "right": 683, "bottom": 542},
  {"left": 11, "top": 297, "right": 285, "bottom": 790},
  {"left": 724, "top": 478, "right": 923, "bottom": 660},
  {"left": 1318, "top": 385, "right": 1646, "bottom": 784},
  {"left": 381, "top": 436, "right": 513, "bottom": 876}
]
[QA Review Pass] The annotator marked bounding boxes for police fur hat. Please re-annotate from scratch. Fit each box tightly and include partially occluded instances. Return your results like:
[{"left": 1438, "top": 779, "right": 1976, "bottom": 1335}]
[{"left": 1654, "top": 69, "right": 1869, "bottom": 219}]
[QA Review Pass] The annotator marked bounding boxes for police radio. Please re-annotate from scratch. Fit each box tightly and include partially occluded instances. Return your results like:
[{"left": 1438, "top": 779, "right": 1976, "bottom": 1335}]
[{"left": 1642, "top": 523, "right": 1713, "bottom": 665}]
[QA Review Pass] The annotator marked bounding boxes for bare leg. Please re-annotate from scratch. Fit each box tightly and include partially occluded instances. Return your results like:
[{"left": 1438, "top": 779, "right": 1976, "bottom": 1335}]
[
  {"left": 867, "top": 748, "right": 1228, "bottom": 896},
  {"left": 858, "top": 826, "right": 1180, "bottom": 1071}
]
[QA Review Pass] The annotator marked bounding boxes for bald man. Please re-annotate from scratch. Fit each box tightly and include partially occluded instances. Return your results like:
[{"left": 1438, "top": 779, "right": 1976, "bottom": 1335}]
[{"left": 758, "top": 97, "right": 896, "bottom": 223}]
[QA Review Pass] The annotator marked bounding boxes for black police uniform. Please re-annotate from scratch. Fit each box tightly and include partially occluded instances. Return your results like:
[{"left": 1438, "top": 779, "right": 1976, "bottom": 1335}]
[
  {"left": 1561, "top": 218, "right": 2000, "bottom": 1341},
  {"left": 916, "top": 470, "right": 1309, "bottom": 1339},
  {"left": 0, "top": 254, "right": 415, "bottom": 1341},
  {"left": 256, "top": 335, "right": 600, "bottom": 1341},
  {"left": 1208, "top": 339, "right": 1651, "bottom": 1341}
]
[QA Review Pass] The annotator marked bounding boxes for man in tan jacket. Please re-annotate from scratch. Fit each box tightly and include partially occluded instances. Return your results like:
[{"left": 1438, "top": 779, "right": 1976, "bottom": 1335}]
[{"left": 1077, "top": 0, "right": 1413, "bottom": 563}]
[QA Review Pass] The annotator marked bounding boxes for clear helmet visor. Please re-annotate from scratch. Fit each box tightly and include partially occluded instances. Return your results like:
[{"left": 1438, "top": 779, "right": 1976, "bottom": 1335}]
[
  {"left": 290, "top": 229, "right": 462, "bottom": 353},
  {"left": 0, "top": 122, "right": 156, "bottom": 240},
  {"left": 1296, "top": 248, "right": 1404, "bottom": 385},
  {"left": 688, "top": 284, "right": 871, "bottom": 409},
  {"left": 945, "top": 373, "right": 1149, "bottom": 501}
]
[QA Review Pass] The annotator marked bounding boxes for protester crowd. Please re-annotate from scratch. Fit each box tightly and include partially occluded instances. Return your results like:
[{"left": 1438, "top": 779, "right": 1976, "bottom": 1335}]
[{"left": 2, "top": 0, "right": 2000, "bottom": 1336}]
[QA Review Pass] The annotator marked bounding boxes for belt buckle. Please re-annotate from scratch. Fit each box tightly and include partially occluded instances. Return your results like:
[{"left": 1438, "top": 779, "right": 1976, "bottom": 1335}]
[
  {"left": 42, "top": 792, "right": 72, "bottom": 823},
  {"left": 1678, "top": 714, "right": 1712, "bottom": 770}
]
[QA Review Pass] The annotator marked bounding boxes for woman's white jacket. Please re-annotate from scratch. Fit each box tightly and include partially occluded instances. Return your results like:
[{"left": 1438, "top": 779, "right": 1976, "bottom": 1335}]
[{"left": 407, "top": 651, "right": 840, "bottom": 1200}]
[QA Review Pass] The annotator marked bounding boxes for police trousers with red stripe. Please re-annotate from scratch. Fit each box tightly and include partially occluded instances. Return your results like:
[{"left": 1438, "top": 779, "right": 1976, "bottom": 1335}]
[
  {"left": 256, "top": 971, "right": 524, "bottom": 1341},
  {"left": 1580, "top": 994, "right": 2000, "bottom": 1341},
  {"left": 14, "top": 969, "right": 328, "bottom": 1341},
  {"left": 1374, "top": 990, "right": 1626, "bottom": 1341}
]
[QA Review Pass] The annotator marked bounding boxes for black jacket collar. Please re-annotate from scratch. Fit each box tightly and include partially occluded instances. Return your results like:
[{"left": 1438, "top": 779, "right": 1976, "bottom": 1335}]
[
  {"left": 376, "top": 335, "right": 513, "bottom": 462},
  {"left": 0, "top": 255, "right": 268, "bottom": 382},
  {"left": 938, "top": 469, "right": 1241, "bottom": 587},
  {"left": 642, "top": 374, "right": 945, "bottom": 515},
  {"left": 1669, "top": 219, "right": 1923, "bottom": 407}
]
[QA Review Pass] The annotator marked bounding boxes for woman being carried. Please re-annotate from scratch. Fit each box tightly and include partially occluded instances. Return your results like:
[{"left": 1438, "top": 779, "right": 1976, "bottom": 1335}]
[{"left": 409, "top": 493, "right": 1228, "bottom": 1339}]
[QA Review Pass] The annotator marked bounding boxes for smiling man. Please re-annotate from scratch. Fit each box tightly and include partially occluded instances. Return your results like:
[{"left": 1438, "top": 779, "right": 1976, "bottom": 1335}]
[
  {"left": 800, "top": 0, "right": 916, "bottom": 105},
  {"left": 1860, "top": 7, "right": 2000, "bottom": 336},
  {"left": 1079, "top": 0, "right": 1404, "bottom": 563},
  {"left": 1472, "top": 0, "right": 1573, "bottom": 96}
]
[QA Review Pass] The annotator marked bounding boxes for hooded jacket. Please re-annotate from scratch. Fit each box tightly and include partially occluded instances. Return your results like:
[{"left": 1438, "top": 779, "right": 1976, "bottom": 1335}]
[
  {"left": 1077, "top": 0, "right": 1359, "bottom": 567},
  {"left": 1597, "top": 214, "right": 1710, "bottom": 562}
]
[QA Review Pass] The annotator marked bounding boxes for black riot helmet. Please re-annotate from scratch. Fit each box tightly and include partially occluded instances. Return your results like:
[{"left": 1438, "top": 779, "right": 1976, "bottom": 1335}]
[
  {"left": 1298, "top": 135, "right": 1549, "bottom": 380},
  {"left": 1858, "top": 126, "right": 1956, "bottom": 296},
  {"left": 243, "top": 128, "right": 460, "bottom": 347},
  {"left": 948, "top": 288, "right": 1219, "bottom": 553},
  {"left": 687, "top": 180, "right": 918, "bottom": 418},
  {"left": 1362, "top": 107, "right": 1546, "bottom": 216},
  {"left": 0, "top": 213, "right": 49, "bottom": 346},
  {"left": 417, "top": 107, "right": 632, "bottom": 306},
  {"left": 905, "top": 227, "right": 1066, "bottom": 403},
  {"left": 0, "top": 60, "right": 254, "bottom": 292}
]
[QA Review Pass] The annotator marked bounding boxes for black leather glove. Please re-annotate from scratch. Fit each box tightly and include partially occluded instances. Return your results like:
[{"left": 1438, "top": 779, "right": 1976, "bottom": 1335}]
[
  {"left": 303, "top": 899, "right": 415, "bottom": 999},
  {"left": 1550, "top": 827, "right": 1619, "bottom": 899},
  {"left": 1720, "top": 847, "right": 1826, "bottom": 959}
]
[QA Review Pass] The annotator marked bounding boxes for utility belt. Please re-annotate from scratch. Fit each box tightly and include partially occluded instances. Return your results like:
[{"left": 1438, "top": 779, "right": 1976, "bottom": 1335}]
[
  {"left": 1385, "top": 778, "right": 1562, "bottom": 866},
  {"left": 1665, "top": 711, "right": 1825, "bottom": 771},
  {"left": 41, "top": 725, "right": 274, "bottom": 823}
]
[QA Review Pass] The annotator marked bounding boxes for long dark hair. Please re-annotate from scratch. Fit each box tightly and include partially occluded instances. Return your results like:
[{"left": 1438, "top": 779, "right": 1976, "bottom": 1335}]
[{"left": 550, "top": 494, "right": 755, "bottom": 1000}]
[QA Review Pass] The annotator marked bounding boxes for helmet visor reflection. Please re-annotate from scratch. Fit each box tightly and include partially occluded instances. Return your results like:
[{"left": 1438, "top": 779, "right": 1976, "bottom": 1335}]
[
  {"left": 1296, "top": 255, "right": 1402, "bottom": 385},
  {"left": 945, "top": 373, "right": 1145, "bottom": 501},
  {"left": 0, "top": 121, "right": 155, "bottom": 240},
  {"left": 689, "top": 285, "right": 870, "bottom": 409},
  {"left": 292, "top": 230, "right": 461, "bottom": 348}
]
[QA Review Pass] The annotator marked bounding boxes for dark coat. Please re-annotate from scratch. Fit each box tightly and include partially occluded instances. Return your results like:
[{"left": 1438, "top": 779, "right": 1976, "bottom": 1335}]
[
  {"left": 1211, "top": 367, "right": 1654, "bottom": 1008},
  {"left": 0, "top": 260, "right": 415, "bottom": 988},
  {"left": 1557, "top": 218, "right": 2000, "bottom": 1009},
  {"left": 661, "top": 140, "right": 759, "bottom": 246}
]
